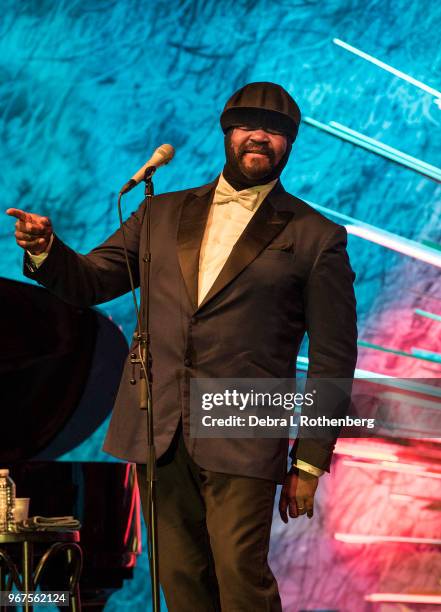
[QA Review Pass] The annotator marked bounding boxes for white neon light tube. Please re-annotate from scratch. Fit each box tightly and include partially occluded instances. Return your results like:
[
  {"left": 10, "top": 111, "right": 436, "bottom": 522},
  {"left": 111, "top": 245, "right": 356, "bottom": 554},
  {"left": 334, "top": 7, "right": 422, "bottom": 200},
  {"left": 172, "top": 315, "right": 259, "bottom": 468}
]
[{"left": 333, "top": 38, "right": 441, "bottom": 102}]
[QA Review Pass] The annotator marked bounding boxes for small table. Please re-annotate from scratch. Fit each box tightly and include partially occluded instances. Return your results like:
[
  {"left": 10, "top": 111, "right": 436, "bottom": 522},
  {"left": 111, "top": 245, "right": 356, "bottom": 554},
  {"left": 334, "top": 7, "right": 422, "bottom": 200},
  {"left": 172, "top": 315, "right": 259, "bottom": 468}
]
[{"left": 0, "top": 531, "right": 82, "bottom": 611}]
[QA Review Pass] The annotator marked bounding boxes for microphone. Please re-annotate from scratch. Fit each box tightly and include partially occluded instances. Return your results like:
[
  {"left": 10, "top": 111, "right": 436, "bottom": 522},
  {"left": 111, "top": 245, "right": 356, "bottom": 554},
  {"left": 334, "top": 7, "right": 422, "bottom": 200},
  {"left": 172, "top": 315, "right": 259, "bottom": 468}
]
[{"left": 119, "top": 144, "right": 175, "bottom": 195}]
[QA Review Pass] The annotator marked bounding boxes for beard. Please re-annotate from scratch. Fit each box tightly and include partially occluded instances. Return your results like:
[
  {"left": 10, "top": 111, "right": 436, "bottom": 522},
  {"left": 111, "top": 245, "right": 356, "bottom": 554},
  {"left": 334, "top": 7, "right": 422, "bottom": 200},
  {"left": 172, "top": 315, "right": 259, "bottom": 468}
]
[
  {"left": 227, "top": 138, "right": 276, "bottom": 180},
  {"left": 223, "top": 130, "right": 292, "bottom": 190}
]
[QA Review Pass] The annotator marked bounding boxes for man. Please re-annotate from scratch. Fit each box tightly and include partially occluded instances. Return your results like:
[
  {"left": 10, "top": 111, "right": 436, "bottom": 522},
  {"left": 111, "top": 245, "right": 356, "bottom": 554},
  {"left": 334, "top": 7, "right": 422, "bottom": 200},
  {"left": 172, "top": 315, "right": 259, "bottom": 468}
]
[{"left": 7, "top": 82, "right": 357, "bottom": 611}]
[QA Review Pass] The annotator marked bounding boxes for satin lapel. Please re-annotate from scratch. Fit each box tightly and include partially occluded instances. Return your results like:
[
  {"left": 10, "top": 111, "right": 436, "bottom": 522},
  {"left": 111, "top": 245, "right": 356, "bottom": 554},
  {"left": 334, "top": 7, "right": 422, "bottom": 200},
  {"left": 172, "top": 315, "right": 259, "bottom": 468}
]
[
  {"left": 198, "top": 192, "right": 294, "bottom": 310},
  {"left": 177, "top": 186, "right": 215, "bottom": 310}
]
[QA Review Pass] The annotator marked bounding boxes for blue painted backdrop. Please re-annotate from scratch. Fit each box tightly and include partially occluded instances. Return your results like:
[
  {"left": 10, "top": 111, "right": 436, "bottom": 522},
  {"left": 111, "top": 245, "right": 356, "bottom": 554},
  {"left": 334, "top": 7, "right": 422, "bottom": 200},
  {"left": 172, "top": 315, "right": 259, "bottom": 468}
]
[{"left": 1, "top": 1, "right": 440, "bottom": 609}]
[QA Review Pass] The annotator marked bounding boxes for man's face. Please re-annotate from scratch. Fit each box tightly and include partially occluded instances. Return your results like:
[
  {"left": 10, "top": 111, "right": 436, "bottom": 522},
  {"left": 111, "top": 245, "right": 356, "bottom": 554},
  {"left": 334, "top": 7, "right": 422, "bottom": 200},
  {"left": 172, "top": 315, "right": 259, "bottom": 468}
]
[{"left": 228, "top": 126, "right": 288, "bottom": 180}]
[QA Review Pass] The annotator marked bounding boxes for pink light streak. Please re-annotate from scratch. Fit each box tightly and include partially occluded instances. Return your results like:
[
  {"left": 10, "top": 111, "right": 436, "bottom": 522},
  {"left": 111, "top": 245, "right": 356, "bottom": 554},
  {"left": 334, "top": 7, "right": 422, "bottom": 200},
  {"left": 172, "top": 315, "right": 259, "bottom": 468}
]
[
  {"left": 390, "top": 493, "right": 438, "bottom": 503},
  {"left": 365, "top": 593, "right": 441, "bottom": 604},
  {"left": 334, "top": 441, "right": 399, "bottom": 462},
  {"left": 335, "top": 533, "right": 441, "bottom": 545}
]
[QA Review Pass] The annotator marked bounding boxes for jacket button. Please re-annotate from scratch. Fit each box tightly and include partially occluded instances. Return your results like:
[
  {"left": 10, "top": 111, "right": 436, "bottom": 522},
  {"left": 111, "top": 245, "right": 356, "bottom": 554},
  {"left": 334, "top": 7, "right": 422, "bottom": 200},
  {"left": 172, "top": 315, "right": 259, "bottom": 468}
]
[{"left": 184, "top": 358, "right": 192, "bottom": 367}]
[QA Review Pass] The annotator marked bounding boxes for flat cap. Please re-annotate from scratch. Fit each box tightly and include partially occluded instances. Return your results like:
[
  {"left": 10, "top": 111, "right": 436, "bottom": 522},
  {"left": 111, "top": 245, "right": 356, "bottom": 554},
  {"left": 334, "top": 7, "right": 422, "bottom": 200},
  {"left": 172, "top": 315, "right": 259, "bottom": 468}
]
[{"left": 220, "top": 82, "right": 301, "bottom": 141}]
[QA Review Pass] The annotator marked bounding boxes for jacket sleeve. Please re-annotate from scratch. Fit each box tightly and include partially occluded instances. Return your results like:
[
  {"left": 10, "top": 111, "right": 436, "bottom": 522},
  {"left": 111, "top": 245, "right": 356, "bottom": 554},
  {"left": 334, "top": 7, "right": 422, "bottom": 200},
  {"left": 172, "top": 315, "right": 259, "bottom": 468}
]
[
  {"left": 290, "top": 224, "right": 358, "bottom": 472},
  {"left": 23, "top": 201, "right": 145, "bottom": 308}
]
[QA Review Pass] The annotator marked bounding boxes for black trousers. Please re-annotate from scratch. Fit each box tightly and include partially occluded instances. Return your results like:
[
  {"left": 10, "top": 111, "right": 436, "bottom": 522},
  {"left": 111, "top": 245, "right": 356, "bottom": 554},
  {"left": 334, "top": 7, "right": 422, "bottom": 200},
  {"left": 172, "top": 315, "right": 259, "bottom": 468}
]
[{"left": 136, "top": 426, "right": 282, "bottom": 612}]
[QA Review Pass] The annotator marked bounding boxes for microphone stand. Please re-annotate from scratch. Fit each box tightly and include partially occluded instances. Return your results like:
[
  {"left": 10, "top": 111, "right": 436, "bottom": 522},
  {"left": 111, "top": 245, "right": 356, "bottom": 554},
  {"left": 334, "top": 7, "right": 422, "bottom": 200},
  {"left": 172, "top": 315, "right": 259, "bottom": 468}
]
[{"left": 128, "top": 167, "right": 160, "bottom": 612}]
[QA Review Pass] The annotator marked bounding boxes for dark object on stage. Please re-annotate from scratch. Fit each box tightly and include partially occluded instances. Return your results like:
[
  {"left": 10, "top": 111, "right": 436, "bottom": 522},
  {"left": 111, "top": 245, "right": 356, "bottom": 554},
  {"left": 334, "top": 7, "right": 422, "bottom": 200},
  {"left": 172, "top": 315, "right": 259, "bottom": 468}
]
[
  {"left": 0, "top": 277, "right": 128, "bottom": 462},
  {"left": 0, "top": 278, "right": 140, "bottom": 609}
]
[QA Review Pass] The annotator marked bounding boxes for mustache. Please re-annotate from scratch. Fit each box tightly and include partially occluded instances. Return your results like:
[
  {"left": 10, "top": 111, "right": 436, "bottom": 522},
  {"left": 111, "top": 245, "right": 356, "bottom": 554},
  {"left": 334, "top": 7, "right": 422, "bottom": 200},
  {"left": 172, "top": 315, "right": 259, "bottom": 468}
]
[{"left": 238, "top": 142, "right": 275, "bottom": 162}]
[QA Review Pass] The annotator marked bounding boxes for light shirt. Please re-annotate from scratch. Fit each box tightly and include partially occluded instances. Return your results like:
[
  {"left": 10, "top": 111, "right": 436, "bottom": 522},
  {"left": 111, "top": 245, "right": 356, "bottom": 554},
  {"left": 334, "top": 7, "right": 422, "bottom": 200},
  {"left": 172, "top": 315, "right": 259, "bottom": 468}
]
[{"left": 198, "top": 173, "right": 277, "bottom": 305}]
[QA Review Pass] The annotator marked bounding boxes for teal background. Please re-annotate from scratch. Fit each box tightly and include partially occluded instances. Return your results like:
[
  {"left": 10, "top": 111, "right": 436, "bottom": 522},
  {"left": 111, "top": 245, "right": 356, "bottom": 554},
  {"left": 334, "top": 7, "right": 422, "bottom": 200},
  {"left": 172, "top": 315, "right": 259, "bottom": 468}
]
[{"left": 1, "top": 1, "right": 440, "bottom": 609}]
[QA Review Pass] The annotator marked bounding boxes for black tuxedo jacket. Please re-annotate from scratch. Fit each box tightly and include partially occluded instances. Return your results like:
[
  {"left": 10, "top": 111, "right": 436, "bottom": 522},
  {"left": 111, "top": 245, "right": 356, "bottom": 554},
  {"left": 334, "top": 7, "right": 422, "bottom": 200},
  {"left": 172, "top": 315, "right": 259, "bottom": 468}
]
[{"left": 24, "top": 177, "right": 357, "bottom": 483}]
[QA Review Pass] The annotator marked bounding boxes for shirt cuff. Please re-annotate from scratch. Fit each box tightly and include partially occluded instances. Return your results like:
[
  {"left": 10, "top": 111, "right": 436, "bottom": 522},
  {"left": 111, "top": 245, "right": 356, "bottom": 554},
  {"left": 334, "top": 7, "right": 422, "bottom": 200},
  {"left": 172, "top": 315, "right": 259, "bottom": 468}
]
[
  {"left": 292, "top": 459, "right": 324, "bottom": 477},
  {"left": 27, "top": 234, "right": 54, "bottom": 269}
]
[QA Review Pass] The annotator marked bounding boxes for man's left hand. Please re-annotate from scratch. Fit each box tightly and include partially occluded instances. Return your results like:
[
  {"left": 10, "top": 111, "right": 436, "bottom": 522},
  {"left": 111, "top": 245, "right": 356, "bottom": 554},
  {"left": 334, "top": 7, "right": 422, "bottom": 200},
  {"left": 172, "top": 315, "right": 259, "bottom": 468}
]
[{"left": 278, "top": 468, "right": 319, "bottom": 522}]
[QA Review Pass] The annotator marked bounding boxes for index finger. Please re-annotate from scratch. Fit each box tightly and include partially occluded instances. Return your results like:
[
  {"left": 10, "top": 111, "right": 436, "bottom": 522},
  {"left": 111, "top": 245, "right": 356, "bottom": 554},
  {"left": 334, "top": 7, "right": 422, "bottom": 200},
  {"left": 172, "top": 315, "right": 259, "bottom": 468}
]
[{"left": 6, "top": 208, "right": 28, "bottom": 222}]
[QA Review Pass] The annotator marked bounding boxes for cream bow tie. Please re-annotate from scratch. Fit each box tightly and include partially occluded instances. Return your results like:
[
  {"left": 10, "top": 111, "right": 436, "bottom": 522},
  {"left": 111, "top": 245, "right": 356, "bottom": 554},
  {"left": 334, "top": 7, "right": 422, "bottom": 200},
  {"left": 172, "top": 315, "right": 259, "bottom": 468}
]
[{"left": 215, "top": 185, "right": 259, "bottom": 212}]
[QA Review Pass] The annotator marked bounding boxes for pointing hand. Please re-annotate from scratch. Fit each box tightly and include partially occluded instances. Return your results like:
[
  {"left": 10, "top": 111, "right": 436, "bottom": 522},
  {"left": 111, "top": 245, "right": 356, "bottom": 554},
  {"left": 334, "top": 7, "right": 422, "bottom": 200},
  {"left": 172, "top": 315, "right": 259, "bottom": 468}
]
[{"left": 6, "top": 208, "right": 53, "bottom": 255}]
